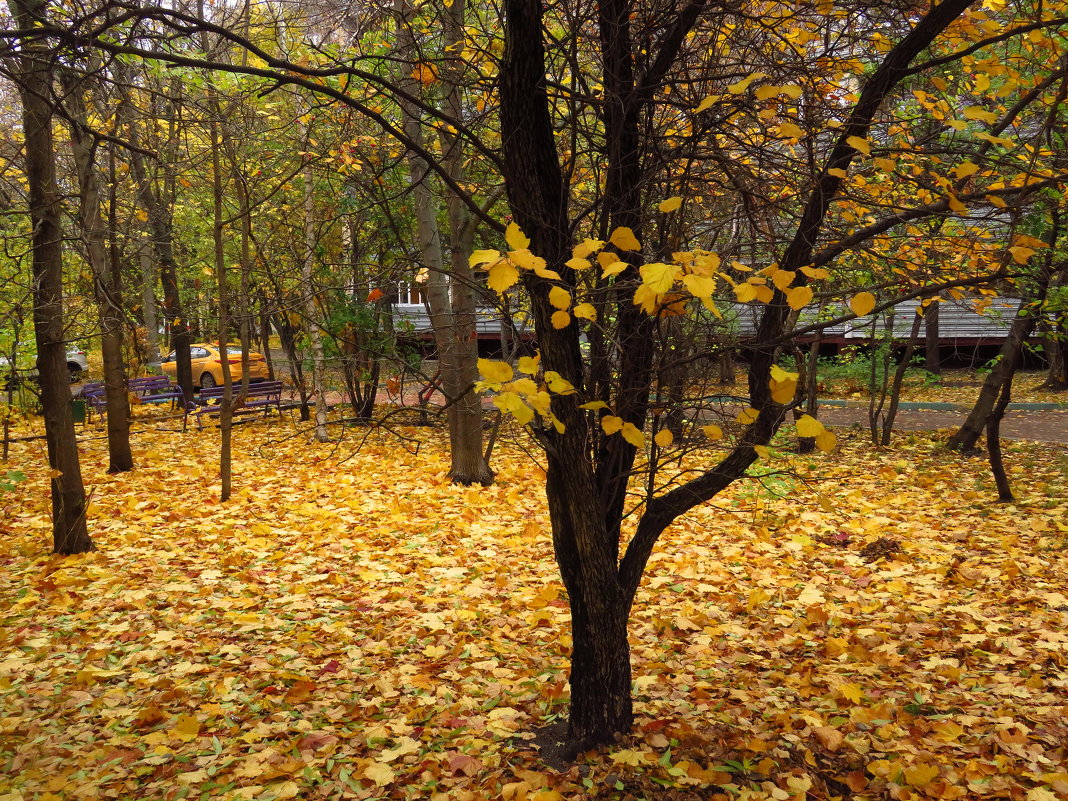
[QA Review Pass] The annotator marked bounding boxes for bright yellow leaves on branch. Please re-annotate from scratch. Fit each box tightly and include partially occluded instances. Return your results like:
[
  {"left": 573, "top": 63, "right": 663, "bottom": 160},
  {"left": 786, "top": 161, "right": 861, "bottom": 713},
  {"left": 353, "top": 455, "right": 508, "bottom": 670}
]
[
  {"left": 476, "top": 357, "right": 568, "bottom": 432},
  {"left": 850, "top": 291, "right": 877, "bottom": 317}
]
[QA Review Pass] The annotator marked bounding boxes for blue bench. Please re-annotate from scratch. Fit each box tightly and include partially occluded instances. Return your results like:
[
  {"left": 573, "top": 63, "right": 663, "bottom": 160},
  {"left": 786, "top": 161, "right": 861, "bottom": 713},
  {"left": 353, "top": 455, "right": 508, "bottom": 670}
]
[
  {"left": 192, "top": 380, "right": 284, "bottom": 428},
  {"left": 80, "top": 376, "right": 188, "bottom": 417}
]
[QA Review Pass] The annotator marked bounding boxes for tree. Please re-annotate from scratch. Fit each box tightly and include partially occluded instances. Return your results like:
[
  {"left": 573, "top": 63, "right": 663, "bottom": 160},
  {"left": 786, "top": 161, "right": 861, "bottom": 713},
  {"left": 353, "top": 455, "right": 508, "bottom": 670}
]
[
  {"left": 26, "top": 0, "right": 1068, "bottom": 748},
  {"left": 5, "top": 0, "right": 92, "bottom": 553}
]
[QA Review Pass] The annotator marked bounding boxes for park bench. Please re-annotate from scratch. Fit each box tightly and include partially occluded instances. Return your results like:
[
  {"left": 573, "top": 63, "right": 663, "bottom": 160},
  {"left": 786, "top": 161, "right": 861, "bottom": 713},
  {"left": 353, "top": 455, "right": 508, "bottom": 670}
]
[
  {"left": 80, "top": 376, "right": 189, "bottom": 422},
  {"left": 191, "top": 380, "right": 284, "bottom": 429}
]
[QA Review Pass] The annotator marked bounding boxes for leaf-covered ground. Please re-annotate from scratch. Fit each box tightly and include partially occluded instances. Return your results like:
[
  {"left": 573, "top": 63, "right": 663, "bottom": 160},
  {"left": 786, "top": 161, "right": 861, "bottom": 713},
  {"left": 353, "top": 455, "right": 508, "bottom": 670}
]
[{"left": 1, "top": 410, "right": 1066, "bottom": 801}]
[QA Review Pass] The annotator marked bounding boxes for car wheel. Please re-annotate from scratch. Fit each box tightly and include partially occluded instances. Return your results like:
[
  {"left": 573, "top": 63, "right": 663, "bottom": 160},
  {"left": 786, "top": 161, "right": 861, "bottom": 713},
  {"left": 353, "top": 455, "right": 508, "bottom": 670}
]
[
  {"left": 68, "top": 364, "right": 83, "bottom": 383},
  {"left": 200, "top": 372, "right": 217, "bottom": 389}
]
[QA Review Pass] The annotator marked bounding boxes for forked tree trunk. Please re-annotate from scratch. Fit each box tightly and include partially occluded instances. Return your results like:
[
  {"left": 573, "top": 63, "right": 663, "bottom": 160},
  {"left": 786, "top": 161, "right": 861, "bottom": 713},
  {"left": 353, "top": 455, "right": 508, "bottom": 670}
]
[
  {"left": 9, "top": 0, "right": 93, "bottom": 553},
  {"left": 924, "top": 294, "right": 941, "bottom": 374}
]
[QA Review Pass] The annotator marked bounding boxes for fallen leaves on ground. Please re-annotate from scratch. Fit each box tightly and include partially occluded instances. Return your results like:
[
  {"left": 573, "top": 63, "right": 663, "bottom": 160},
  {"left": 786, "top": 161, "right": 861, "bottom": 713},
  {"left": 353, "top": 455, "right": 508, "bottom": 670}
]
[{"left": 0, "top": 412, "right": 1066, "bottom": 800}]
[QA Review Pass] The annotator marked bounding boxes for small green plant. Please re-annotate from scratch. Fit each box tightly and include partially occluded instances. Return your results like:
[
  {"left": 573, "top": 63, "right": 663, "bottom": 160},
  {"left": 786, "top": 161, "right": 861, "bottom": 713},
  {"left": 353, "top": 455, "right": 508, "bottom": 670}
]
[{"left": 1, "top": 469, "right": 25, "bottom": 494}]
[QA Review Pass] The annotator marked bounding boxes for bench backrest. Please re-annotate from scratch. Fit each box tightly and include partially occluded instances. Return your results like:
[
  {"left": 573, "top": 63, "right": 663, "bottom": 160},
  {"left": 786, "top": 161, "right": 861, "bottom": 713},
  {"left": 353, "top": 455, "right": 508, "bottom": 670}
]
[
  {"left": 128, "top": 376, "right": 173, "bottom": 392},
  {"left": 198, "top": 380, "right": 283, "bottom": 402}
]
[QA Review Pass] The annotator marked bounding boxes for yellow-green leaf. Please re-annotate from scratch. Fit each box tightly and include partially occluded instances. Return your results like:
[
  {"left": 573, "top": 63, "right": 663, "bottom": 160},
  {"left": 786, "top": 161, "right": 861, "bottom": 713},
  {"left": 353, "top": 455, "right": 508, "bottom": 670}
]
[
  {"left": 579, "top": 400, "right": 609, "bottom": 410},
  {"left": 601, "top": 415, "right": 623, "bottom": 435}
]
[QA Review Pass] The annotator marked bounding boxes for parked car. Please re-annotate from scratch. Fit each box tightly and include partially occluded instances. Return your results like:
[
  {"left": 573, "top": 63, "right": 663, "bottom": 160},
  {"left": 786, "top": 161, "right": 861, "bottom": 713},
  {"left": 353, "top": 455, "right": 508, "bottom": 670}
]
[
  {"left": 161, "top": 343, "right": 270, "bottom": 389},
  {"left": 1, "top": 348, "right": 90, "bottom": 389}
]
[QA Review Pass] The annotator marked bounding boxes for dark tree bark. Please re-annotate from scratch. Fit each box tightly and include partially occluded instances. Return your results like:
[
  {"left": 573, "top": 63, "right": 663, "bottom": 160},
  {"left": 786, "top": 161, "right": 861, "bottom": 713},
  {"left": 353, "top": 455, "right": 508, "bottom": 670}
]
[
  {"left": 61, "top": 69, "right": 133, "bottom": 474},
  {"left": 986, "top": 377, "right": 1014, "bottom": 502},
  {"left": 924, "top": 294, "right": 942, "bottom": 374},
  {"left": 126, "top": 98, "right": 194, "bottom": 407},
  {"left": 8, "top": 0, "right": 93, "bottom": 553},
  {"left": 499, "top": 0, "right": 978, "bottom": 746}
]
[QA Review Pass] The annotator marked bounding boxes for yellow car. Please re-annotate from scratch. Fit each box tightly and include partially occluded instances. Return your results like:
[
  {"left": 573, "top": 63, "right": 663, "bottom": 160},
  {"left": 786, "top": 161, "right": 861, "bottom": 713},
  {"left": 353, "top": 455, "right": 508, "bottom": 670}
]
[{"left": 161, "top": 343, "right": 271, "bottom": 389}]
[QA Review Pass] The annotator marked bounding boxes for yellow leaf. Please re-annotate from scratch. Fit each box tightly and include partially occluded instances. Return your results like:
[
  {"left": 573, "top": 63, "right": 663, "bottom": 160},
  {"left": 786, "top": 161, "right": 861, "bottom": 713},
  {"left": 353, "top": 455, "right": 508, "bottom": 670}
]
[
  {"left": 800, "top": 266, "right": 829, "bottom": 280},
  {"left": 846, "top": 135, "right": 871, "bottom": 155},
  {"left": 517, "top": 355, "right": 540, "bottom": 374},
  {"left": 796, "top": 414, "right": 825, "bottom": 438},
  {"left": 837, "top": 682, "right": 865, "bottom": 703},
  {"left": 828, "top": 167, "right": 848, "bottom": 178},
  {"left": 770, "top": 378, "right": 797, "bottom": 405},
  {"left": 702, "top": 424, "right": 723, "bottom": 440},
  {"left": 510, "top": 249, "right": 540, "bottom": 271},
  {"left": 779, "top": 84, "right": 802, "bottom": 99},
  {"left": 600, "top": 259, "right": 628, "bottom": 278},
  {"left": 487, "top": 260, "right": 520, "bottom": 294},
  {"left": 565, "top": 257, "right": 591, "bottom": 271},
  {"left": 609, "top": 226, "right": 641, "bottom": 252},
  {"left": 771, "top": 269, "right": 795, "bottom": 291},
  {"left": 694, "top": 94, "right": 717, "bottom": 113},
  {"left": 658, "top": 196, "right": 682, "bottom": 213},
  {"left": 478, "top": 359, "right": 514, "bottom": 384},
  {"left": 548, "top": 286, "right": 571, "bottom": 310},
  {"left": 505, "top": 221, "right": 530, "bottom": 251},
  {"left": 776, "top": 122, "right": 805, "bottom": 139},
  {"left": 544, "top": 371, "right": 576, "bottom": 395},
  {"left": 602, "top": 415, "right": 623, "bottom": 435},
  {"left": 727, "top": 72, "right": 767, "bottom": 94},
  {"left": 363, "top": 761, "right": 396, "bottom": 787},
  {"left": 786, "top": 285, "right": 813, "bottom": 310},
  {"left": 947, "top": 193, "right": 967, "bottom": 213},
  {"left": 551, "top": 311, "right": 571, "bottom": 329},
  {"left": 954, "top": 161, "right": 979, "bottom": 178},
  {"left": 640, "top": 262, "right": 678, "bottom": 295},
  {"left": 580, "top": 401, "right": 609, "bottom": 410},
  {"left": 754, "top": 84, "right": 780, "bottom": 100},
  {"left": 572, "top": 239, "right": 604, "bottom": 259},
  {"left": 815, "top": 429, "right": 837, "bottom": 452},
  {"left": 470, "top": 249, "right": 501, "bottom": 268},
  {"left": 753, "top": 444, "right": 770, "bottom": 460},
  {"left": 682, "top": 273, "right": 715, "bottom": 298},
  {"left": 654, "top": 428, "right": 673, "bottom": 448},
  {"left": 621, "top": 423, "right": 645, "bottom": 448},
  {"left": 736, "top": 407, "right": 759, "bottom": 425},
  {"left": 963, "top": 105, "right": 998, "bottom": 124},
  {"left": 573, "top": 302, "right": 597, "bottom": 320},
  {"left": 904, "top": 763, "right": 940, "bottom": 787},
  {"left": 1008, "top": 246, "right": 1035, "bottom": 264},
  {"left": 734, "top": 283, "right": 758, "bottom": 303},
  {"left": 170, "top": 714, "right": 201, "bottom": 743},
  {"left": 494, "top": 392, "right": 534, "bottom": 425},
  {"left": 873, "top": 157, "right": 897, "bottom": 171},
  {"left": 850, "top": 291, "right": 876, "bottom": 316}
]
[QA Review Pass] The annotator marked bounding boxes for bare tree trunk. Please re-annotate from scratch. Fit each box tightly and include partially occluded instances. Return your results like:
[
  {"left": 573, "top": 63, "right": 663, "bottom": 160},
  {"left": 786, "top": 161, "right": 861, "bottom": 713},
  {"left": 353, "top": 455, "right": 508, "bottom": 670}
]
[
  {"left": 8, "top": 0, "right": 92, "bottom": 553},
  {"left": 880, "top": 307, "right": 924, "bottom": 446},
  {"left": 61, "top": 70, "right": 133, "bottom": 473},
  {"left": 301, "top": 123, "right": 331, "bottom": 442},
  {"left": 127, "top": 113, "right": 193, "bottom": 407},
  {"left": 986, "top": 377, "right": 1014, "bottom": 502},
  {"left": 924, "top": 294, "right": 941, "bottom": 375},
  {"left": 139, "top": 246, "right": 159, "bottom": 364},
  {"left": 395, "top": 0, "right": 491, "bottom": 483}
]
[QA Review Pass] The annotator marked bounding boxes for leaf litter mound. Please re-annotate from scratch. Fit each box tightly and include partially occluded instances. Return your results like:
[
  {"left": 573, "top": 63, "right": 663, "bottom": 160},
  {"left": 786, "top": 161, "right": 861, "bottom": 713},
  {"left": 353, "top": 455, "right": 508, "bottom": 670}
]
[{"left": 1, "top": 417, "right": 1066, "bottom": 801}]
